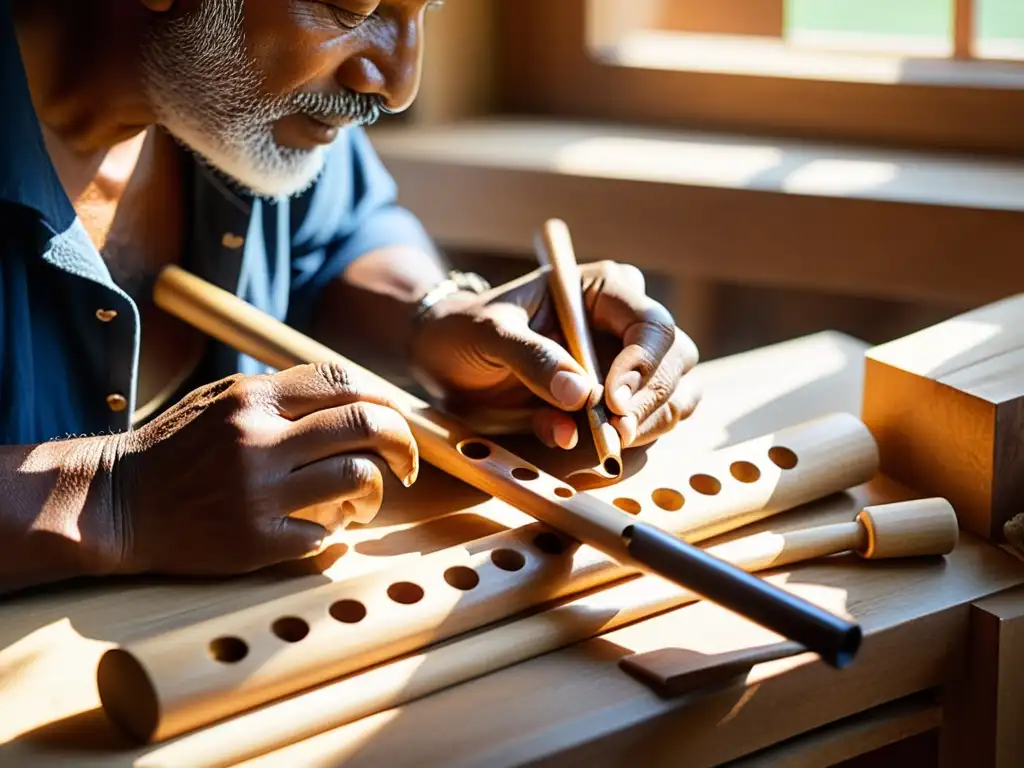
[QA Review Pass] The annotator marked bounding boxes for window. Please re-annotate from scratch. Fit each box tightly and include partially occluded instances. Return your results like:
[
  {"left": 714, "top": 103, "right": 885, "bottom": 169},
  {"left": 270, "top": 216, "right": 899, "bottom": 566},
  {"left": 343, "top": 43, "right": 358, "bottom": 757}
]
[{"left": 496, "top": 0, "right": 1024, "bottom": 153}]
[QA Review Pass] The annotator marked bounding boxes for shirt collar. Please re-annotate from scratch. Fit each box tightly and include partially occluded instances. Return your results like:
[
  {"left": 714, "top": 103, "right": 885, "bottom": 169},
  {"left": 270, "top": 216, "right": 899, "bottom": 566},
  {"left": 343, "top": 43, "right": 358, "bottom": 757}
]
[{"left": 0, "top": 0, "right": 80, "bottom": 232}]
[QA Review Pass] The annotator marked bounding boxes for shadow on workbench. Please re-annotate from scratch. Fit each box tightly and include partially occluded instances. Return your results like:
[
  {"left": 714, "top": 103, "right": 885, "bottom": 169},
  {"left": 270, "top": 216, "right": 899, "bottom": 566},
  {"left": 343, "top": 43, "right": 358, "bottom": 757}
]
[{"left": 1, "top": 332, "right": 881, "bottom": 765}]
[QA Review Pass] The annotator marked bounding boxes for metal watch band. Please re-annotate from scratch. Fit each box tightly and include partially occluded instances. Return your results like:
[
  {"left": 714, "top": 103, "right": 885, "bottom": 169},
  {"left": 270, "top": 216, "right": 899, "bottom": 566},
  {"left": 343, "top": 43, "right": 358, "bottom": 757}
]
[{"left": 413, "top": 270, "right": 491, "bottom": 324}]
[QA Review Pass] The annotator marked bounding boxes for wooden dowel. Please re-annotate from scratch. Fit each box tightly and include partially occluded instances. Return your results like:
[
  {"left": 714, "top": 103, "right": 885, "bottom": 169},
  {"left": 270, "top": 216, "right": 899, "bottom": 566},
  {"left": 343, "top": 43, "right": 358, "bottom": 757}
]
[
  {"left": 134, "top": 498, "right": 959, "bottom": 768},
  {"left": 98, "top": 409, "right": 879, "bottom": 744},
  {"left": 534, "top": 218, "right": 622, "bottom": 478},
  {"left": 618, "top": 497, "right": 963, "bottom": 697}
]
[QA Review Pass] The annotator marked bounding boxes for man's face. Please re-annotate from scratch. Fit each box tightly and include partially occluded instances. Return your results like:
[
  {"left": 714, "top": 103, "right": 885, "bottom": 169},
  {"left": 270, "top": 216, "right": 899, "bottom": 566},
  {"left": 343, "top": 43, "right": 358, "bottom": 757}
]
[{"left": 139, "top": 0, "right": 430, "bottom": 198}]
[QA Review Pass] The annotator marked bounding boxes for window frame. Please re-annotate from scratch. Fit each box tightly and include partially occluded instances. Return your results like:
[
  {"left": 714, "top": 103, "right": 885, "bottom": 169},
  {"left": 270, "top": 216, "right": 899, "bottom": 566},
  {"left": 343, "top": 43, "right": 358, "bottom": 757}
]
[{"left": 494, "top": 0, "right": 1024, "bottom": 155}]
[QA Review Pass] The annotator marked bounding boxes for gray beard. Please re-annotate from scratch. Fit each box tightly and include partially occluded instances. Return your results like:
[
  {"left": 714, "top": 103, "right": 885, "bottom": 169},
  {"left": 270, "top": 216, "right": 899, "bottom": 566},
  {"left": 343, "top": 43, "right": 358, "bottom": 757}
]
[{"left": 138, "top": 0, "right": 384, "bottom": 199}]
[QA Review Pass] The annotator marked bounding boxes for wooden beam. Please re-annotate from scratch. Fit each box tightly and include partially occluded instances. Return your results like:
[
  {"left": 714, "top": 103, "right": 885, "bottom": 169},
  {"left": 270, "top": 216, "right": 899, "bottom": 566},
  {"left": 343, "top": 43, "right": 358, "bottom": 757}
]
[
  {"left": 954, "top": 0, "right": 975, "bottom": 60},
  {"left": 654, "top": 0, "right": 784, "bottom": 37},
  {"left": 370, "top": 120, "right": 1024, "bottom": 307},
  {"left": 728, "top": 694, "right": 941, "bottom": 767}
]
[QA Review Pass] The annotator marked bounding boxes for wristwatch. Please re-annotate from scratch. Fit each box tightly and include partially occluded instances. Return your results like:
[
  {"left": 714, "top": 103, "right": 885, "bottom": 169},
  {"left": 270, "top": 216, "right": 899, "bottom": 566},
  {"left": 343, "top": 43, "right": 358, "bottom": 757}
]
[{"left": 412, "top": 270, "right": 491, "bottom": 325}]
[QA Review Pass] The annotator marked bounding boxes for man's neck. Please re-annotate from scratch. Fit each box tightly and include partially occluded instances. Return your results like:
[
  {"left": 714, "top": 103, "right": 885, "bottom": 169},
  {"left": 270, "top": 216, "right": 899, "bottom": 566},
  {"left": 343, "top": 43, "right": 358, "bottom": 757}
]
[{"left": 12, "top": 0, "right": 156, "bottom": 199}]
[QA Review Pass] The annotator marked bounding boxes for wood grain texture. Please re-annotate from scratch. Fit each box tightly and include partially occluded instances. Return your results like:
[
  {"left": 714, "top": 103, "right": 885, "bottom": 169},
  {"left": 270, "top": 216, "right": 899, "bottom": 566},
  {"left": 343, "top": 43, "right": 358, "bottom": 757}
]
[
  {"left": 104, "top": 497, "right": 953, "bottom": 768},
  {"left": 941, "top": 584, "right": 1024, "bottom": 768},
  {"left": 96, "top": 412, "right": 880, "bottom": 743},
  {"left": 618, "top": 498, "right": 958, "bottom": 698},
  {"left": 231, "top": 513, "right": 1021, "bottom": 768},
  {"left": 727, "top": 693, "right": 941, "bottom": 768},
  {"left": 862, "top": 293, "right": 1024, "bottom": 542},
  {"left": 1, "top": 331, "right": 1021, "bottom": 767}
]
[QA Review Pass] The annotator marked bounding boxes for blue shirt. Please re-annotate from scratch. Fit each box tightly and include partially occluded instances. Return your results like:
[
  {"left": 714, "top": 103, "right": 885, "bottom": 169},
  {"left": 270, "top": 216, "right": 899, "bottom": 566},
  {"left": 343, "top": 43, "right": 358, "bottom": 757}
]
[{"left": 0, "top": 0, "right": 436, "bottom": 445}]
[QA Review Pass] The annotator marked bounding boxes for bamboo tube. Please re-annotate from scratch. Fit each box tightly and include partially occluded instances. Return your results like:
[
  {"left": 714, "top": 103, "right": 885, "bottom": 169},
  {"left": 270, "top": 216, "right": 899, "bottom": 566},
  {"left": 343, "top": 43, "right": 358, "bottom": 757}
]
[
  {"left": 534, "top": 218, "right": 622, "bottom": 478},
  {"left": 134, "top": 498, "right": 959, "bottom": 768},
  {"left": 97, "top": 409, "right": 879, "bottom": 744},
  {"left": 152, "top": 266, "right": 867, "bottom": 667}
]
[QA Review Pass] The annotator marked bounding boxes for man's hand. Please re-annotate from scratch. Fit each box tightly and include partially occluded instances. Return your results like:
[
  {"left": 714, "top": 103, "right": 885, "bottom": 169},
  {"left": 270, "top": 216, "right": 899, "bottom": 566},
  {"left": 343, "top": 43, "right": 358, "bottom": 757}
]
[
  {"left": 409, "top": 261, "right": 700, "bottom": 451},
  {"left": 108, "top": 361, "right": 418, "bottom": 576}
]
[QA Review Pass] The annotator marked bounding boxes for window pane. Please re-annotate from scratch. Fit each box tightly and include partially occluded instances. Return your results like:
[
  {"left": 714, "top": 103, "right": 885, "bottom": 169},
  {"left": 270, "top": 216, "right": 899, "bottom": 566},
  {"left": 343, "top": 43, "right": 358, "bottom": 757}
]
[
  {"left": 785, "top": 0, "right": 953, "bottom": 55},
  {"left": 977, "top": 0, "right": 1024, "bottom": 60}
]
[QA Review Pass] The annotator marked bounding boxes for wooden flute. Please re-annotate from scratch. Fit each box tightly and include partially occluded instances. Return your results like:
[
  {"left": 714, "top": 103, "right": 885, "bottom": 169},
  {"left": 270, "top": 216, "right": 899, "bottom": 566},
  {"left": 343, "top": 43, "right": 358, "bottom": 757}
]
[
  {"left": 126, "top": 497, "right": 958, "bottom": 767},
  {"left": 99, "top": 412, "right": 879, "bottom": 744},
  {"left": 150, "top": 266, "right": 863, "bottom": 669}
]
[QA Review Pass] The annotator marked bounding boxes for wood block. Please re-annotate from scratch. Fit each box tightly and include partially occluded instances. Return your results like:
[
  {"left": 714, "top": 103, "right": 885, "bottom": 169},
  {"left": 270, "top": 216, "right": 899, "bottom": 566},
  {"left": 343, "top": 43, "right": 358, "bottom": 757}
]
[
  {"left": 861, "top": 294, "right": 1024, "bottom": 542},
  {"left": 940, "top": 585, "right": 1024, "bottom": 768}
]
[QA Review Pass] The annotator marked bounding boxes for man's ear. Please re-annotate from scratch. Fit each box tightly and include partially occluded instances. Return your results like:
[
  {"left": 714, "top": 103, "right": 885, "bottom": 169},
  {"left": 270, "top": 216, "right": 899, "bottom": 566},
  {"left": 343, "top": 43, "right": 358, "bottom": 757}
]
[{"left": 140, "top": 0, "right": 175, "bottom": 11}]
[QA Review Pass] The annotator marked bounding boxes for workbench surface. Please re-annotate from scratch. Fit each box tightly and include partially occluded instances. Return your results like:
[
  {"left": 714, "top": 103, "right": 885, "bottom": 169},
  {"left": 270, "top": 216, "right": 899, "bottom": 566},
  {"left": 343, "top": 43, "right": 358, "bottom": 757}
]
[{"left": 2, "top": 331, "right": 1021, "bottom": 767}]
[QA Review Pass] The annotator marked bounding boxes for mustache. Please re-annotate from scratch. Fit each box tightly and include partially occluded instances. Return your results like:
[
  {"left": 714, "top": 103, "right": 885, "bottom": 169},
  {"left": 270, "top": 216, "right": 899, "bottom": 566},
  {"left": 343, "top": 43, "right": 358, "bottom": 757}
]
[{"left": 288, "top": 89, "right": 387, "bottom": 127}]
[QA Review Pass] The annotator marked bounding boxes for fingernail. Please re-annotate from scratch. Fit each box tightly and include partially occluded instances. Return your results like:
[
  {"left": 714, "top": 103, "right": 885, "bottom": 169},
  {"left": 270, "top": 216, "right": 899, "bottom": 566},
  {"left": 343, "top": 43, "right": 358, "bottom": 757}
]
[
  {"left": 404, "top": 458, "right": 419, "bottom": 487},
  {"left": 553, "top": 421, "right": 578, "bottom": 450},
  {"left": 551, "top": 371, "right": 590, "bottom": 409}
]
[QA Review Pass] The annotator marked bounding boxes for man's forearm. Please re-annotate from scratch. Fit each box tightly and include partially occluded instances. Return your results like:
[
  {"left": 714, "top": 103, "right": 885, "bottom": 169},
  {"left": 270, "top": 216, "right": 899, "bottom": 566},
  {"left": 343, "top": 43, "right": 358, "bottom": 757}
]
[
  {"left": 0, "top": 436, "right": 118, "bottom": 594},
  {"left": 310, "top": 244, "right": 448, "bottom": 372}
]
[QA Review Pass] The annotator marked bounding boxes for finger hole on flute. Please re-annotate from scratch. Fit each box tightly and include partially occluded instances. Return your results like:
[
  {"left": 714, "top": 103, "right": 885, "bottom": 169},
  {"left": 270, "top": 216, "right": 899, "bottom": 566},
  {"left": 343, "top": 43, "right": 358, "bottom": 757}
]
[
  {"left": 769, "top": 445, "right": 799, "bottom": 469},
  {"left": 652, "top": 488, "right": 685, "bottom": 512},
  {"left": 613, "top": 497, "right": 642, "bottom": 515},
  {"left": 271, "top": 617, "right": 310, "bottom": 643},
  {"left": 491, "top": 548, "right": 527, "bottom": 571},
  {"left": 730, "top": 461, "right": 761, "bottom": 484},
  {"left": 387, "top": 582, "right": 425, "bottom": 605},
  {"left": 328, "top": 599, "right": 367, "bottom": 624},
  {"left": 689, "top": 474, "right": 722, "bottom": 496},
  {"left": 444, "top": 565, "right": 481, "bottom": 591},
  {"left": 209, "top": 636, "right": 248, "bottom": 663},
  {"left": 533, "top": 531, "right": 571, "bottom": 555},
  {"left": 457, "top": 439, "right": 492, "bottom": 460}
]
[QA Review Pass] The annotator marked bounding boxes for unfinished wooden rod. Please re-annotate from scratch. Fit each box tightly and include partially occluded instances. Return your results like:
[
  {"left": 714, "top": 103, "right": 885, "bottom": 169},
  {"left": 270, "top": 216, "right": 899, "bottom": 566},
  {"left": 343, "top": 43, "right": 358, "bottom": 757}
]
[
  {"left": 134, "top": 498, "right": 958, "bottom": 768},
  {"left": 534, "top": 218, "right": 622, "bottom": 478},
  {"left": 98, "top": 410, "right": 879, "bottom": 744}
]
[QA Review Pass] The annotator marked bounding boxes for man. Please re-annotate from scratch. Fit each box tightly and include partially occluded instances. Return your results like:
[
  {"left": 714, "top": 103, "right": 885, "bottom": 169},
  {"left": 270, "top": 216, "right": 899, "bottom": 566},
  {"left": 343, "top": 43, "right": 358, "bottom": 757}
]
[{"left": 0, "top": 0, "right": 700, "bottom": 594}]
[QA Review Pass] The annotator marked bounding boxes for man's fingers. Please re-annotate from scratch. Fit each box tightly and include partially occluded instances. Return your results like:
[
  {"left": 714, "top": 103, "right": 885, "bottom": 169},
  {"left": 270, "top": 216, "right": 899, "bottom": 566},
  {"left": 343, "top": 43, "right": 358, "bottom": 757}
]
[
  {"left": 263, "top": 361, "right": 407, "bottom": 421},
  {"left": 615, "top": 374, "right": 701, "bottom": 448},
  {"left": 259, "top": 517, "right": 331, "bottom": 565},
  {"left": 477, "top": 307, "right": 592, "bottom": 412},
  {"left": 280, "top": 454, "right": 387, "bottom": 527},
  {"left": 598, "top": 323, "right": 688, "bottom": 421},
  {"left": 531, "top": 407, "right": 579, "bottom": 450},
  {"left": 281, "top": 401, "right": 419, "bottom": 487}
]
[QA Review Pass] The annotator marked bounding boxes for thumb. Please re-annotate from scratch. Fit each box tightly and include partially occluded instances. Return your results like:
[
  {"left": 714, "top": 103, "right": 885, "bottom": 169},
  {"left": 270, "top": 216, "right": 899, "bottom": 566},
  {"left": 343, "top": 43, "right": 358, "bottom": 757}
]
[
  {"left": 480, "top": 309, "right": 592, "bottom": 412},
  {"left": 262, "top": 517, "right": 330, "bottom": 564}
]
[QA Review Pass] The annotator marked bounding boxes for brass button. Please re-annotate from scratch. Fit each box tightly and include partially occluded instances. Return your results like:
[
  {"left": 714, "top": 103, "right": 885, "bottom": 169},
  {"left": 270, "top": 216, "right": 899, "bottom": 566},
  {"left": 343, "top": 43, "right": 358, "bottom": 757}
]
[
  {"left": 96, "top": 309, "right": 118, "bottom": 322},
  {"left": 106, "top": 394, "right": 128, "bottom": 412},
  {"left": 221, "top": 233, "right": 245, "bottom": 249}
]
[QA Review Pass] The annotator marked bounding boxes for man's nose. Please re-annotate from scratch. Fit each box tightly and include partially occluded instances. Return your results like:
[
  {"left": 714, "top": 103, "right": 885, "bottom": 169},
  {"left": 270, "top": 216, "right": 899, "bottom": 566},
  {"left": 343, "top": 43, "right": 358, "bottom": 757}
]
[{"left": 334, "top": 9, "right": 426, "bottom": 113}]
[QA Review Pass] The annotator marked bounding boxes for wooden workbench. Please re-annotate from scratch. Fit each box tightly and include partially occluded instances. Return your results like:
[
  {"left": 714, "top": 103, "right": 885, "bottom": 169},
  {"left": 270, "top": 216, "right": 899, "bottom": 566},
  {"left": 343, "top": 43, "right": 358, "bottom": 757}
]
[{"left": 1, "top": 331, "right": 1022, "bottom": 767}]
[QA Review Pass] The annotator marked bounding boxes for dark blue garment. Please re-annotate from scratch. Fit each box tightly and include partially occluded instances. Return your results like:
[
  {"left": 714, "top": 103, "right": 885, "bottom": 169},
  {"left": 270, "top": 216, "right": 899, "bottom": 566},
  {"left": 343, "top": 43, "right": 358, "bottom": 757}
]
[{"left": 0, "top": 0, "right": 435, "bottom": 445}]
